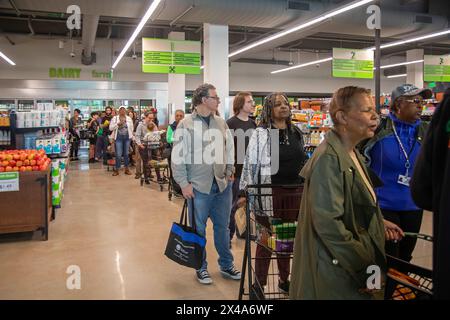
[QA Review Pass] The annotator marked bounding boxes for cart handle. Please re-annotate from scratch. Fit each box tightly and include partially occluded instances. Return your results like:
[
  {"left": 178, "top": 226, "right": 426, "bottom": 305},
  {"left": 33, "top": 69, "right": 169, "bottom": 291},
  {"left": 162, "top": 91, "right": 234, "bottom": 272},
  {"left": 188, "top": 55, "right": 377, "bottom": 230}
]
[{"left": 403, "top": 232, "right": 433, "bottom": 242}]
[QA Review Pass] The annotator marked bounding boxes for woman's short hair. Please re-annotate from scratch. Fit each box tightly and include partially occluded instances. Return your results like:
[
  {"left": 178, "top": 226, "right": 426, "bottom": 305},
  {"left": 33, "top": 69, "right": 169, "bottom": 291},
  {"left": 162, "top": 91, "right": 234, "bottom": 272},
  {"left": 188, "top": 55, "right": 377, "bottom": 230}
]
[
  {"left": 329, "top": 86, "right": 371, "bottom": 124},
  {"left": 233, "top": 91, "right": 252, "bottom": 115},
  {"left": 192, "top": 83, "right": 216, "bottom": 107},
  {"left": 175, "top": 109, "right": 185, "bottom": 115}
]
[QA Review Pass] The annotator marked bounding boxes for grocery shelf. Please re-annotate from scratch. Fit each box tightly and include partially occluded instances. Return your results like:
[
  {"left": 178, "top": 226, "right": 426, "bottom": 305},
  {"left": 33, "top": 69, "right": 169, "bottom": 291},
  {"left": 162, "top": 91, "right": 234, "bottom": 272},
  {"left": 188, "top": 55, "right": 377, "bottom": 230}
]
[{"left": 14, "top": 126, "right": 61, "bottom": 133}]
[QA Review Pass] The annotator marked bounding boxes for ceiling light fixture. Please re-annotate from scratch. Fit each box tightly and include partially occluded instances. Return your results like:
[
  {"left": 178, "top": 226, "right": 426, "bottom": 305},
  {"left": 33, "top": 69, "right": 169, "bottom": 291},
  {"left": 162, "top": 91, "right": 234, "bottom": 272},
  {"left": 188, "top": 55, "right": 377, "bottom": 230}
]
[
  {"left": 367, "top": 29, "right": 450, "bottom": 51},
  {"left": 378, "top": 59, "right": 424, "bottom": 69},
  {"left": 272, "top": 28, "right": 450, "bottom": 74},
  {"left": 387, "top": 73, "right": 407, "bottom": 78},
  {"left": 271, "top": 57, "right": 333, "bottom": 74},
  {"left": 229, "top": 0, "right": 374, "bottom": 58},
  {"left": 0, "top": 50, "right": 16, "bottom": 66},
  {"left": 112, "top": 0, "right": 162, "bottom": 69}
]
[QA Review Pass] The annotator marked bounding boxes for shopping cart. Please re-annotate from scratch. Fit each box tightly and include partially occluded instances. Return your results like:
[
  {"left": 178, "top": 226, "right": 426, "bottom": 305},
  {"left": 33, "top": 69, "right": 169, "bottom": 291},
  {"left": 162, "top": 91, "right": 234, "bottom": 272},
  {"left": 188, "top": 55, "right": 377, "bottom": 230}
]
[
  {"left": 139, "top": 138, "right": 170, "bottom": 192},
  {"left": 385, "top": 233, "right": 433, "bottom": 300},
  {"left": 238, "top": 184, "right": 303, "bottom": 300}
]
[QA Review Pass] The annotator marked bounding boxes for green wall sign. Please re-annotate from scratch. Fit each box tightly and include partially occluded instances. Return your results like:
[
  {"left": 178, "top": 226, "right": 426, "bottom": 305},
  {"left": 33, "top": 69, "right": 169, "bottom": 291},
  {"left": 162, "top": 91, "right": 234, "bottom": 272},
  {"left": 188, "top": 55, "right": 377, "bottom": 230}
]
[
  {"left": 92, "top": 70, "right": 113, "bottom": 79},
  {"left": 332, "top": 48, "right": 374, "bottom": 79},
  {"left": 49, "top": 67, "right": 81, "bottom": 79},
  {"left": 424, "top": 55, "right": 450, "bottom": 82},
  {"left": 142, "top": 38, "right": 201, "bottom": 74}
]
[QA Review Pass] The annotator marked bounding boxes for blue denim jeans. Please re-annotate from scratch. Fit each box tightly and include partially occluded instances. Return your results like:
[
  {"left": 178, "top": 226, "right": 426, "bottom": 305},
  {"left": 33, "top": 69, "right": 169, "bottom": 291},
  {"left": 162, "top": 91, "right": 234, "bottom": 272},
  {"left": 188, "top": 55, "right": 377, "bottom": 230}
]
[
  {"left": 115, "top": 135, "right": 131, "bottom": 169},
  {"left": 188, "top": 180, "right": 234, "bottom": 272}
]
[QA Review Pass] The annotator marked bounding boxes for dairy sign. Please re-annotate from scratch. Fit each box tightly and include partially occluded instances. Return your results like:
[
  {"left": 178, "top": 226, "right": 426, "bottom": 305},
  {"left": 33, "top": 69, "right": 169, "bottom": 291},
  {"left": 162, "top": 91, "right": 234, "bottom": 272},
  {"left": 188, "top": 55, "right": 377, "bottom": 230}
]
[{"left": 332, "top": 48, "right": 374, "bottom": 79}]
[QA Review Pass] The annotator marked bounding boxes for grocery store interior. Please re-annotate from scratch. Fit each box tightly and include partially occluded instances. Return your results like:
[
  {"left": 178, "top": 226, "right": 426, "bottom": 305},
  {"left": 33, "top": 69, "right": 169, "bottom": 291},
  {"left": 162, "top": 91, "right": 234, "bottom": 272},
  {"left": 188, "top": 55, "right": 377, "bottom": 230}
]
[{"left": 0, "top": 0, "right": 449, "bottom": 300}]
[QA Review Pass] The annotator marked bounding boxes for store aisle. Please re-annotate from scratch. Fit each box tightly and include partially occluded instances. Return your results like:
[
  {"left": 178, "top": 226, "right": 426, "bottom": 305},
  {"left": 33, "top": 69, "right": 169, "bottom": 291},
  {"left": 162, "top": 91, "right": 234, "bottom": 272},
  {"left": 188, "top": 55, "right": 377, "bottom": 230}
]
[
  {"left": 0, "top": 161, "right": 245, "bottom": 300},
  {"left": 0, "top": 157, "right": 432, "bottom": 299}
]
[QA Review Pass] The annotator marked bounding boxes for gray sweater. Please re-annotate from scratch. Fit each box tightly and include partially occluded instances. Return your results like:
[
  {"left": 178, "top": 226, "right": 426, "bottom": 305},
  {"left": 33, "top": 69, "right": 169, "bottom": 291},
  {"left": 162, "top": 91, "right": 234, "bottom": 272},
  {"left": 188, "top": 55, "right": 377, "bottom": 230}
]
[{"left": 171, "top": 111, "right": 235, "bottom": 194}]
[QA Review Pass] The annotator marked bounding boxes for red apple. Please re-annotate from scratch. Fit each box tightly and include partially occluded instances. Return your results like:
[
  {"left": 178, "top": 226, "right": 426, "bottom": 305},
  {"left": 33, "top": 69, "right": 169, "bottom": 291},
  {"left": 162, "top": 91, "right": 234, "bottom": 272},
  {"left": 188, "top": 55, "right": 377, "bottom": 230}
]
[
  {"left": 13, "top": 154, "right": 20, "bottom": 160},
  {"left": 20, "top": 154, "right": 27, "bottom": 161},
  {"left": 30, "top": 160, "right": 37, "bottom": 166},
  {"left": 12, "top": 166, "right": 19, "bottom": 171},
  {"left": 1, "top": 160, "right": 8, "bottom": 167},
  {"left": 23, "top": 159, "right": 30, "bottom": 166},
  {"left": 5, "top": 166, "right": 12, "bottom": 172},
  {"left": 32, "top": 166, "right": 39, "bottom": 171},
  {"left": 0, "top": 167, "right": 4, "bottom": 172},
  {"left": 19, "top": 166, "right": 26, "bottom": 172},
  {"left": 16, "top": 161, "right": 23, "bottom": 167},
  {"left": 27, "top": 154, "right": 35, "bottom": 161},
  {"left": 26, "top": 166, "right": 32, "bottom": 171},
  {"left": 5, "top": 155, "right": 12, "bottom": 161},
  {"left": 9, "top": 160, "right": 16, "bottom": 167}
]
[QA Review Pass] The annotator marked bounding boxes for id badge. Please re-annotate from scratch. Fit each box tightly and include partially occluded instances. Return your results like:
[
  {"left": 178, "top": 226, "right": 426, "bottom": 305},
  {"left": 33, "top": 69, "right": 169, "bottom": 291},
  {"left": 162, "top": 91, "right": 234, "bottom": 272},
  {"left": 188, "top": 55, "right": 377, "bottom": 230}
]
[{"left": 397, "top": 174, "right": 411, "bottom": 187}]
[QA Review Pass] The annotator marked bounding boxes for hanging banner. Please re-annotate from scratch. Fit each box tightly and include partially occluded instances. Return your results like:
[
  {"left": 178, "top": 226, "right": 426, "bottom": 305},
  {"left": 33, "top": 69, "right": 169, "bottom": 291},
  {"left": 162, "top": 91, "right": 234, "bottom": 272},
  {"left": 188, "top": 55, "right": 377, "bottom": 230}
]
[
  {"left": 424, "top": 55, "right": 450, "bottom": 82},
  {"left": 142, "top": 38, "right": 201, "bottom": 74},
  {"left": 332, "top": 48, "right": 374, "bottom": 79}
]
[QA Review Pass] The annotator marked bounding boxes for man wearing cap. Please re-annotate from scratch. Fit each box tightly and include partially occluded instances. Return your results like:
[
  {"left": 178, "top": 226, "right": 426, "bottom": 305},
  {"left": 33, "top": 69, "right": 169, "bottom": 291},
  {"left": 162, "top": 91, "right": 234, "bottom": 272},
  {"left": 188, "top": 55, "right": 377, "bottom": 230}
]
[{"left": 362, "top": 84, "right": 432, "bottom": 270}]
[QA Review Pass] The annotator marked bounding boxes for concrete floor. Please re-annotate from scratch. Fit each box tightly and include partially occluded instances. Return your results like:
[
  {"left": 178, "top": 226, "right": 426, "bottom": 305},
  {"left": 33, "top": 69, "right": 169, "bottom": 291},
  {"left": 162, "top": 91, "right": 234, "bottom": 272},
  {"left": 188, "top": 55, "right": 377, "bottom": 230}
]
[{"left": 0, "top": 151, "right": 432, "bottom": 299}]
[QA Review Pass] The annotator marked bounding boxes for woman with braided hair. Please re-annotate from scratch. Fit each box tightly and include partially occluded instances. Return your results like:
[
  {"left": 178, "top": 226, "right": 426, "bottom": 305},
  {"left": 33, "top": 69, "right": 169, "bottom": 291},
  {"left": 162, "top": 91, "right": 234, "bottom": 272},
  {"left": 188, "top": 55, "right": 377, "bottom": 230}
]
[{"left": 239, "top": 92, "right": 307, "bottom": 298}]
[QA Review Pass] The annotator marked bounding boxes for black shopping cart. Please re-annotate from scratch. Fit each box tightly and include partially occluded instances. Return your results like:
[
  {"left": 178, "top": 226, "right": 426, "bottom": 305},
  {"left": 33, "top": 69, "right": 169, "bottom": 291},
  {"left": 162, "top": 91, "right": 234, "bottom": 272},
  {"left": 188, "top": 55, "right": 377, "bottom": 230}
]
[
  {"left": 238, "top": 184, "right": 303, "bottom": 300},
  {"left": 385, "top": 233, "right": 433, "bottom": 300}
]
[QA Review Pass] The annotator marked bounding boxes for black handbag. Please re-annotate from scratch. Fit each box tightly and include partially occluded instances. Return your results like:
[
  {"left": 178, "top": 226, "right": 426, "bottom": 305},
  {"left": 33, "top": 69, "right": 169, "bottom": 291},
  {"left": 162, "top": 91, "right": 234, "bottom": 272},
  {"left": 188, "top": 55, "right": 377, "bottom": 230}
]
[{"left": 164, "top": 200, "right": 206, "bottom": 270}]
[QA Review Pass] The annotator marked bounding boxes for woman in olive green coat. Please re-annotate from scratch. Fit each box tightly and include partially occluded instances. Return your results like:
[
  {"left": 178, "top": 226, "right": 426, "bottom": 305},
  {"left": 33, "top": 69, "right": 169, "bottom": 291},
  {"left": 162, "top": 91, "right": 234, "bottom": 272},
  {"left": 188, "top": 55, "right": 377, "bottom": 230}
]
[{"left": 290, "top": 87, "right": 404, "bottom": 300}]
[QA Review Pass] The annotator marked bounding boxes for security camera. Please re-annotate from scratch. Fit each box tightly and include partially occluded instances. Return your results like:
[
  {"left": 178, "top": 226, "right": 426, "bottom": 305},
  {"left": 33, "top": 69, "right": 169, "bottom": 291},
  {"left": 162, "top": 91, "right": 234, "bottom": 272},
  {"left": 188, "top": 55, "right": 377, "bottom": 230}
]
[
  {"left": 315, "top": 64, "right": 320, "bottom": 68},
  {"left": 132, "top": 53, "right": 137, "bottom": 60},
  {"left": 70, "top": 51, "right": 76, "bottom": 58}
]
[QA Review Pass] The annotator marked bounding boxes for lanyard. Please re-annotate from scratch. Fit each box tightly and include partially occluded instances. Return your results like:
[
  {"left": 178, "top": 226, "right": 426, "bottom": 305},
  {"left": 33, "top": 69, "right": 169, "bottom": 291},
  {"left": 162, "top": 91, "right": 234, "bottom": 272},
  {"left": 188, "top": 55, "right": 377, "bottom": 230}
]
[{"left": 391, "top": 122, "right": 411, "bottom": 174}]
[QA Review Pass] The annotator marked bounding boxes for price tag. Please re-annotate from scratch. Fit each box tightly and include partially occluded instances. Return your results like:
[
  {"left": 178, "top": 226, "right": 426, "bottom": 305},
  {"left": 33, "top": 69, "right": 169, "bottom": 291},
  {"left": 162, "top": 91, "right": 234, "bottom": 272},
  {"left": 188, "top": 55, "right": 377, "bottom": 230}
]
[{"left": 0, "top": 172, "right": 19, "bottom": 192}]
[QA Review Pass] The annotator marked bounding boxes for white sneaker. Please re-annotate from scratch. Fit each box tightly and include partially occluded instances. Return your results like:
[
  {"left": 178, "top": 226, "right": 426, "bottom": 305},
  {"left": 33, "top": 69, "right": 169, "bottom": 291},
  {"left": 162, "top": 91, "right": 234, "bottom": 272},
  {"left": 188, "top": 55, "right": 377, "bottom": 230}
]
[
  {"left": 196, "top": 270, "right": 213, "bottom": 285},
  {"left": 220, "top": 265, "right": 241, "bottom": 280}
]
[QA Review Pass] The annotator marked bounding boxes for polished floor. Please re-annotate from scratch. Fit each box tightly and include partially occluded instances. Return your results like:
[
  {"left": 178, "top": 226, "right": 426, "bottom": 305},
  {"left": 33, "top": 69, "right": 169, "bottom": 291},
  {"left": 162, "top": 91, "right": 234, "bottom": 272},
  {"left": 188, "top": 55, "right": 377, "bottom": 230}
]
[{"left": 0, "top": 151, "right": 432, "bottom": 299}]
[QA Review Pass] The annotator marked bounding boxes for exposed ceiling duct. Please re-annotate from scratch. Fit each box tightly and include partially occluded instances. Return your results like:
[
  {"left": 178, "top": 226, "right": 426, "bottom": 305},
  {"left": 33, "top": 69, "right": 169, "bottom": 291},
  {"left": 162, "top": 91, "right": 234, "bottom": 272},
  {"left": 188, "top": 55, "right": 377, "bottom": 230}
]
[{"left": 81, "top": 14, "right": 99, "bottom": 65}]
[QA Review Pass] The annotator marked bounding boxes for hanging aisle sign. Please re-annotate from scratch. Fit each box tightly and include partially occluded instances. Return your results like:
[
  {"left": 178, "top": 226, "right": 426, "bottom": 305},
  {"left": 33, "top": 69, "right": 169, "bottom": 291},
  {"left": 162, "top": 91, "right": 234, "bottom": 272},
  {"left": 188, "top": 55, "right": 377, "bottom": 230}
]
[
  {"left": 424, "top": 55, "right": 450, "bottom": 82},
  {"left": 0, "top": 172, "right": 19, "bottom": 192},
  {"left": 332, "top": 48, "right": 374, "bottom": 79},
  {"left": 142, "top": 38, "right": 201, "bottom": 74}
]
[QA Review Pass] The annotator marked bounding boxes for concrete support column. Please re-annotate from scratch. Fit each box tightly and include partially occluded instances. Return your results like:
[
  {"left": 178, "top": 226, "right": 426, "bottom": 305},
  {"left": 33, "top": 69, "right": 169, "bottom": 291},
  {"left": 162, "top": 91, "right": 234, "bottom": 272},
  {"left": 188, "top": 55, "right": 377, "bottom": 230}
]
[
  {"left": 168, "top": 31, "right": 186, "bottom": 122},
  {"left": 203, "top": 23, "right": 230, "bottom": 119},
  {"left": 406, "top": 49, "right": 424, "bottom": 87}
]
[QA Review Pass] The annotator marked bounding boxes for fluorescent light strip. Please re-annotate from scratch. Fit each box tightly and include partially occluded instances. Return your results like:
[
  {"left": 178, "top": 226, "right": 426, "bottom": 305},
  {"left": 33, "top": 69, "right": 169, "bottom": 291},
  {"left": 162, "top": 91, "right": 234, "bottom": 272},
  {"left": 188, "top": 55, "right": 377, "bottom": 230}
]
[
  {"left": 112, "top": 0, "right": 161, "bottom": 69},
  {"left": 0, "top": 50, "right": 16, "bottom": 66},
  {"left": 229, "top": 0, "right": 374, "bottom": 58},
  {"left": 378, "top": 59, "right": 424, "bottom": 69},
  {"left": 271, "top": 57, "right": 333, "bottom": 74},
  {"left": 387, "top": 73, "right": 407, "bottom": 78},
  {"left": 368, "top": 29, "right": 450, "bottom": 51}
]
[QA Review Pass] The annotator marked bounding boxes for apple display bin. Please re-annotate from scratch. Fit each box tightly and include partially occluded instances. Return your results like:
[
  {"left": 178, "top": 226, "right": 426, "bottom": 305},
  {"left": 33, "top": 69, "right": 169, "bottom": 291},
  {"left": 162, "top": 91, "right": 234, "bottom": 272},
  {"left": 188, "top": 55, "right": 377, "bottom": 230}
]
[{"left": 0, "top": 167, "right": 52, "bottom": 241}]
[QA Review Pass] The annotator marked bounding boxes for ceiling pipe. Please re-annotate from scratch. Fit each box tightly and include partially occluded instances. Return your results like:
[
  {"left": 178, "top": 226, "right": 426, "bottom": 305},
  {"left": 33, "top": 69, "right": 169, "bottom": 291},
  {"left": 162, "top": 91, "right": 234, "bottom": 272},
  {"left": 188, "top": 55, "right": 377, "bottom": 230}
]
[
  {"left": 27, "top": 17, "right": 34, "bottom": 36},
  {"left": 8, "top": 0, "right": 21, "bottom": 16},
  {"left": 169, "top": 5, "right": 195, "bottom": 27},
  {"left": 81, "top": 14, "right": 100, "bottom": 65}
]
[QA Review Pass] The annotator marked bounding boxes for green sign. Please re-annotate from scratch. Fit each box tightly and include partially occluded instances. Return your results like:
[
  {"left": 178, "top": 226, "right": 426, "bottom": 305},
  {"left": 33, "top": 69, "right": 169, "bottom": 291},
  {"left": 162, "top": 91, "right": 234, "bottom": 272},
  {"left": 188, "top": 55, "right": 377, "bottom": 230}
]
[
  {"left": 92, "top": 70, "right": 113, "bottom": 79},
  {"left": 49, "top": 67, "right": 81, "bottom": 79},
  {"left": 0, "top": 172, "right": 19, "bottom": 192},
  {"left": 142, "top": 38, "right": 201, "bottom": 74},
  {"left": 332, "top": 48, "right": 374, "bottom": 79},
  {"left": 424, "top": 55, "right": 450, "bottom": 82}
]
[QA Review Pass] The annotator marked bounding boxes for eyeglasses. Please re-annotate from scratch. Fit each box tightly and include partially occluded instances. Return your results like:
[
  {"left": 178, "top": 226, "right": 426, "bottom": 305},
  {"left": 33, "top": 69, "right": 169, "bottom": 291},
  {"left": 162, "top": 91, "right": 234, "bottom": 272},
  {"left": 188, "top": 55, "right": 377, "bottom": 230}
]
[
  {"left": 207, "top": 96, "right": 220, "bottom": 101},
  {"left": 404, "top": 98, "right": 425, "bottom": 105}
]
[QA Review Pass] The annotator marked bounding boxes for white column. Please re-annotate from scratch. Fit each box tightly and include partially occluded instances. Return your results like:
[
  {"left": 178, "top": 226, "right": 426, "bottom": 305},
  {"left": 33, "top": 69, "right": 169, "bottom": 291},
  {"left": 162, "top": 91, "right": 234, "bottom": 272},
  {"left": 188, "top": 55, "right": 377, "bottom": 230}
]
[
  {"left": 406, "top": 49, "right": 424, "bottom": 87},
  {"left": 168, "top": 31, "right": 186, "bottom": 123},
  {"left": 203, "top": 23, "right": 230, "bottom": 119}
]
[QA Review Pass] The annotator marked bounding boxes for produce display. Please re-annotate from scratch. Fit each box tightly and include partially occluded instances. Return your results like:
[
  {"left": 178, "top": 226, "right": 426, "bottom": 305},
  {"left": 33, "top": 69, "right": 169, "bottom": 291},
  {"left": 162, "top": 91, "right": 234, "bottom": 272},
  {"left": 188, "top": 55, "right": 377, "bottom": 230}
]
[{"left": 0, "top": 149, "right": 51, "bottom": 172}]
